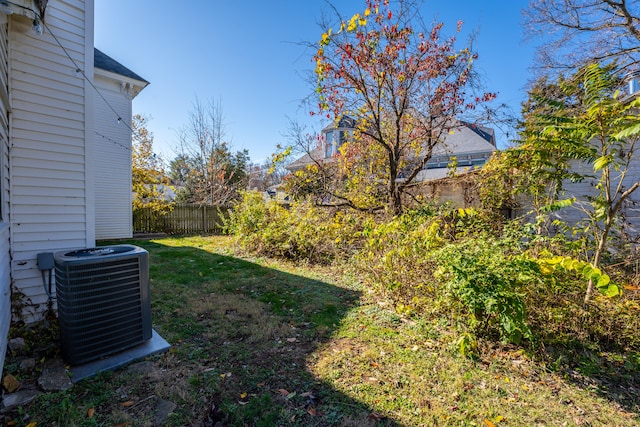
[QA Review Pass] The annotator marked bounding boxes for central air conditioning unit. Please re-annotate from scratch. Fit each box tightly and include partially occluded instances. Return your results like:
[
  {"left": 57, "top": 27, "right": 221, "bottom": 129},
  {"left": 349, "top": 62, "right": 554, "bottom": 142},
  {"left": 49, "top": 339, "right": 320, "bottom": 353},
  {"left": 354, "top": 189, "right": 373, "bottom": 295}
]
[{"left": 54, "top": 244, "right": 152, "bottom": 365}]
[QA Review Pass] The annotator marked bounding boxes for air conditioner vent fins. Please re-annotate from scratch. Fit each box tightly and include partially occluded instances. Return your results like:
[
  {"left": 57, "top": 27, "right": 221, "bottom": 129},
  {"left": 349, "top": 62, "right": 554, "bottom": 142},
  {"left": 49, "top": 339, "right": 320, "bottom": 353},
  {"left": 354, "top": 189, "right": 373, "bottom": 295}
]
[{"left": 54, "top": 244, "right": 152, "bottom": 365}]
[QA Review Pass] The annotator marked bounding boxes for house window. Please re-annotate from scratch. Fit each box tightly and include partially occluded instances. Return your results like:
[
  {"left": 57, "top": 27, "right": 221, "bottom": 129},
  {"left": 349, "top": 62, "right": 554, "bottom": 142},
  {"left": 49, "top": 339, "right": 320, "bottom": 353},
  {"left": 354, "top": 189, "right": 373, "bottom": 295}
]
[
  {"left": 324, "top": 130, "right": 344, "bottom": 158},
  {"left": 325, "top": 131, "right": 335, "bottom": 158},
  {"left": 323, "top": 125, "right": 353, "bottom": 159}
]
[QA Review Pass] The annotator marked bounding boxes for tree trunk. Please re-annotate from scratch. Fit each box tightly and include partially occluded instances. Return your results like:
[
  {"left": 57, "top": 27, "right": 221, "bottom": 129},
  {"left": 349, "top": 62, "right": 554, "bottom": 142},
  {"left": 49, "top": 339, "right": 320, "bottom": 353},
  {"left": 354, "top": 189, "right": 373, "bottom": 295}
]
[
  {"left": 584, "top": 217, "right": 612, "bottom": 304},
  {"left": 388, "top": 153, "right": 403, "bottom": 215},
  {"left": 390, "top": 187, "right": 402, "bottom": 216}
]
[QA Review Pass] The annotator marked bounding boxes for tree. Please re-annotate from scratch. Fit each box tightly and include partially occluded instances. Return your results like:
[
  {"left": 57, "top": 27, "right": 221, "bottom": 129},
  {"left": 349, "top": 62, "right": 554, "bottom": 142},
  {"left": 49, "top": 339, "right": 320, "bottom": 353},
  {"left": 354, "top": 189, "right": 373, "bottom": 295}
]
[
  {"left": 525, "top": 0, "right": 640, "bottom": 74},
  {"left": 312, "top": 0, "right": 495, "bottom": 214},
  {"left": 275, "top": 118, "right": 344, "bottom": 204},
  {"left": 479, "top": 76, "right": 587, "bottom": 231},
  {"left": 131, "top": 114, "right": 172, "bottom": 212},
  {"left": 520, "top": 64, "right": 640, "bottom": 303},
  {"left": 246, "top": 160, "right": 288, "bottom": 191},
  {"left": 171, "top": 98, "right": 249, "bottom": 205}
]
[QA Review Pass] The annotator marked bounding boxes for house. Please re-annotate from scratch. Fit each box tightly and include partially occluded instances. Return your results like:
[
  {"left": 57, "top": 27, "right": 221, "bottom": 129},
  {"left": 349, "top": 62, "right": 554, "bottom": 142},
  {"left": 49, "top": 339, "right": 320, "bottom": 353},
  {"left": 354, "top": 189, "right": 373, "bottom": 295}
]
[
  {"left": 287, "top": 116, "right": 357, "bottom": 172},
  {"left": 407, "top": 122, "right": 496, "bottom": 207},
  {"left": 286, "top": 116, "right": 496, "bottom": 206},
  {"left": 547, "top": 73, "right": 640, "bottom": 237},
  {"left": 288, "top": 117, "right": 495, "bottom": 176},
  {"left": 0, "top": 0, "right": 146, "bottom": 380},
  {"left": 414, "top": 122, "right": 496, "bottom": 181},
  {"left": 94, "top": 48, "right": 148, "bottom": 239}
]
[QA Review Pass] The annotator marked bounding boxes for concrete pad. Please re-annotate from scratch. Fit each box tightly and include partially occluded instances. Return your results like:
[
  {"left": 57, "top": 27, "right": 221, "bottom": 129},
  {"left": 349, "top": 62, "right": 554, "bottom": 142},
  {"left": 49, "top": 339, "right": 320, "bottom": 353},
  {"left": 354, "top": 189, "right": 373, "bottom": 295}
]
[{"left": 69, "top": 329, "right": 170, "bottom": 382}]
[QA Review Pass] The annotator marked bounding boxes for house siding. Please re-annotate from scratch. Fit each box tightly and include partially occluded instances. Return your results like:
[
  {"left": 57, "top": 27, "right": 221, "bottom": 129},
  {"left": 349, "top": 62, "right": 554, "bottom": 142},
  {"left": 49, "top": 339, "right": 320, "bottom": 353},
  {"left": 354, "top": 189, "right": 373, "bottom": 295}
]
[
  {"left": 0, "top": 14, "right": 9, "bottom": 383},
  {"left": 94, "top": 73, "right": 133, "bottom": 240},
  {"left": 9, "top": 1, "right": 92, "bottom": 321},
  {"left": 559, "top": 158, "right": 640, "bottom": 238}
]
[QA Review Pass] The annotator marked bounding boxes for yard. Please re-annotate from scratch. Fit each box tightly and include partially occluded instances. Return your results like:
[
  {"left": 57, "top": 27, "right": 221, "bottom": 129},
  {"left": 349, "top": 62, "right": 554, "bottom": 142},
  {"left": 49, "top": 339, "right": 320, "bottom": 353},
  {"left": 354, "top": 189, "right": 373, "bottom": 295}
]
[{"left": 2, "top": 236, "right": 640, "bottom": 426}]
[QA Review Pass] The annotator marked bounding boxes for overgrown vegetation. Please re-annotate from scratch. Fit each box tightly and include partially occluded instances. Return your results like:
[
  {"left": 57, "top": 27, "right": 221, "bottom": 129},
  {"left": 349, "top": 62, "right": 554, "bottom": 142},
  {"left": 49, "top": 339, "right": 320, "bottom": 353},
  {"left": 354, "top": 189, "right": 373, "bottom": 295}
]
[
  {"left": 225, "top": 191, "right": 369, "bottom": 264},
  {"left": 227, "top": 194, "right": 640, "bottom": 358},
  {"left": 228, "top": 58, "right": 640, "bottom": 360},
  {"left": 3, "top": 236, "right": 640, "bottom": 426},
  {"left": 482, "top": 64, "right": 640, "bottom": 303}
]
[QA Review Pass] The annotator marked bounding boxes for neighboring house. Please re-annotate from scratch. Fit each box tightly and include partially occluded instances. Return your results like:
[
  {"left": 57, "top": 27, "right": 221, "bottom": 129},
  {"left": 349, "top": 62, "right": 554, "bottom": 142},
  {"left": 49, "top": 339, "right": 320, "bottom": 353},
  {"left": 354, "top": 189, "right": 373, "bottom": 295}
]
[
  {"left": 286, "top": 117, "right": 496, "bottom": 206},
  {"left": 287, "top": 116, "right": 357, "bottom": 172},
  {"left": 549, "top": 75, "right": 640, "bottom": 235},
  {"left": 288, "top": 117, "right": 495, "bottom": 178},
  {"left": 0, "top": 0, "right": 145, "bottom": 379},
  {"left": 414, "top": 122, "right": 496, "bottom": 181}
]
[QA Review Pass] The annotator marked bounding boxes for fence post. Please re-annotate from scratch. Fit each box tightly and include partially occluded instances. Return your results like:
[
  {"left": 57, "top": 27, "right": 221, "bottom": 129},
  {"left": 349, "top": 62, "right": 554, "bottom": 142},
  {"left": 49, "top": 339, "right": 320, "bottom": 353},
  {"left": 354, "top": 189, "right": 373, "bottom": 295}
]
[{"left": 203, "top": 204, "right": 207, "bottom": 233}]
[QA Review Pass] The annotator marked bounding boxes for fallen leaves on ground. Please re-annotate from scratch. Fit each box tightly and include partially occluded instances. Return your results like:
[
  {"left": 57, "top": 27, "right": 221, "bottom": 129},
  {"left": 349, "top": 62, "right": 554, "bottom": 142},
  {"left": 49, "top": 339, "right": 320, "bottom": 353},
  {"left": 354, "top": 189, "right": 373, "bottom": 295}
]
[
  {"left": 484, "top": 415, "right": 505, "bottom": 426},
  {"left": 308, "top": 407, "right": 324, "bottom": 416},
  {"left": 277, "top": 388, "right": 290, "bottom": 396},
  {"left": 2, "top": 374, "right": 20, "bottom": 393}
]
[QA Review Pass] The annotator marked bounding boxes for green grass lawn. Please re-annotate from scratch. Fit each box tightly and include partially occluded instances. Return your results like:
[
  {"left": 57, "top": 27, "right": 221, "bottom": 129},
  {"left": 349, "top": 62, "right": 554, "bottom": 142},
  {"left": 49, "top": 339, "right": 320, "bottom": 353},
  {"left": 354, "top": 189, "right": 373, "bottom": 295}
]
[{"left": 2, "top": 236, "right": 639, "bottom": 426}]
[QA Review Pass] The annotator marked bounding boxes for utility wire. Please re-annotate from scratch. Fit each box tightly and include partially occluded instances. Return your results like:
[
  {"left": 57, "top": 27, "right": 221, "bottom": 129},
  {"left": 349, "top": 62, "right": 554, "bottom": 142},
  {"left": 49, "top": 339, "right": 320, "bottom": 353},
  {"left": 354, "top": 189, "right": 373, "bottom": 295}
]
[
  {"left": 1, "top": 2, "right": 135, "bottom": 143},
  {"left": 39, "top": 14, "right": 136, "bottom": 137},
  {"left": 95, "top": 131, "right": 133, "bottom": 152}
]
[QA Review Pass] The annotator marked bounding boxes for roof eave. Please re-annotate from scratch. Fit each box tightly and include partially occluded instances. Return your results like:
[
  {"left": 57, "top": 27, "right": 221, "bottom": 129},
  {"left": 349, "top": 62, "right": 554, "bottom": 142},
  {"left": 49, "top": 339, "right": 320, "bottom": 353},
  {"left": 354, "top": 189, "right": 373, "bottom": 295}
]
[{"left": 94, "top": 67, "right": 149, "bottom": 98}]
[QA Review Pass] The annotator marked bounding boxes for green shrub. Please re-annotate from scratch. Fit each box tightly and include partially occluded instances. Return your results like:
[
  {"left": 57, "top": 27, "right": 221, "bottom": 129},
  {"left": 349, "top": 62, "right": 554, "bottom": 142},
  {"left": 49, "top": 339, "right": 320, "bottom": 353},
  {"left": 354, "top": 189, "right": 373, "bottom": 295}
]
[
  {"left": 226, "top": 191, "right": 369, "bottom": 263},
  {"left": 352, "top": 207, "right": 545, "bottom": 348},
  {"left": 433, "top": 237, "right": 538, "bottom": 345},
  {"left": 353, "top": 207, "right": 444, "bottom": 308},
  {"left": 524, "top": 259, "right": 640, "bottom": 352}
]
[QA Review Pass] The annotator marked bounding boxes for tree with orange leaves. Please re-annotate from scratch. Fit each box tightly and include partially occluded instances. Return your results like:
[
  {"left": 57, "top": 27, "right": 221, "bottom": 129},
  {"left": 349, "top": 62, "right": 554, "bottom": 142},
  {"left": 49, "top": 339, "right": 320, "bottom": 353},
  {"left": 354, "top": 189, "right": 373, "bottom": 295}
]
[{"left": 312, "top": 0, "right": 495, "bottom": 214}]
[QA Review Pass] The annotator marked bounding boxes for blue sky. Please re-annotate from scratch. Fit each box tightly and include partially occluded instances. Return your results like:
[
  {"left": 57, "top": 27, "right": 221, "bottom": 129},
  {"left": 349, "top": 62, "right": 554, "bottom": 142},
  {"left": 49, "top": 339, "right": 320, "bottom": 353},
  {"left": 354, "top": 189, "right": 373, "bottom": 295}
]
[{"left": 94, "top": 1, "right": 536, "bottom": 165}]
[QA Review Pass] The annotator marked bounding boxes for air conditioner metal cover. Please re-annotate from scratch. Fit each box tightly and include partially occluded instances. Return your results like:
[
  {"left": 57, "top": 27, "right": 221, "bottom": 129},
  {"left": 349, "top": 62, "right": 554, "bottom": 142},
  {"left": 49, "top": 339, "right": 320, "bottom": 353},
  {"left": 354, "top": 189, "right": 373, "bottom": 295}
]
[{"left": 54, "top": 244, "right": 152, "bottom": 365}]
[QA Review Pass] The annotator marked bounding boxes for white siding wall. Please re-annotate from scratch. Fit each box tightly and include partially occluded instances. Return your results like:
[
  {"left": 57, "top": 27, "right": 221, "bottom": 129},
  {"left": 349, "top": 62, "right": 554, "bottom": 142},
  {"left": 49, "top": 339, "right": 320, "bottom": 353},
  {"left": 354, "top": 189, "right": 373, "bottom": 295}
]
[
  {"left": 9, "top": 1, "right": 92, "bottom": 321},
  {"left": 94, "top": 74, "right": 132, "bottom": 240},
  {"left": 0, "top": 225, "right": 9, "bottom": 380},
  {"left": 561, "top": 157, "right": 640, "bottom": 239},
  {"left": 0, "top": 13, "right": 9, "bottom": 382},
  {"left": 619, "top": 157, "right": 640, "bottom": 235},
  {"left": 556, "top": 160, "right": 594, "bottom": 225}
]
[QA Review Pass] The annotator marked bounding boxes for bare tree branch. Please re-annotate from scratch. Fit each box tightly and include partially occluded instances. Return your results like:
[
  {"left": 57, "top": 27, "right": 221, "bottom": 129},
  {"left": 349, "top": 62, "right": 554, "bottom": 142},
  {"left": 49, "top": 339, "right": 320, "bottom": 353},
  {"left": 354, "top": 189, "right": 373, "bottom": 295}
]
[
  {"left": 525, "top": 0, "right": 640, "bottom": 74},
  {"left": 170, "top": 98, "right": 249, "bottom": 205}
]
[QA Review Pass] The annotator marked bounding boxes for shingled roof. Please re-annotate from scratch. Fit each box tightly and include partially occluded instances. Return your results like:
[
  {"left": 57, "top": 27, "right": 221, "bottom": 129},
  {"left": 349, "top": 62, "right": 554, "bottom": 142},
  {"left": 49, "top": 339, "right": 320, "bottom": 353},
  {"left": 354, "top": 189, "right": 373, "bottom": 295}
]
[{"left": 94, "top": 48, "right": 148, "bottom": 84}]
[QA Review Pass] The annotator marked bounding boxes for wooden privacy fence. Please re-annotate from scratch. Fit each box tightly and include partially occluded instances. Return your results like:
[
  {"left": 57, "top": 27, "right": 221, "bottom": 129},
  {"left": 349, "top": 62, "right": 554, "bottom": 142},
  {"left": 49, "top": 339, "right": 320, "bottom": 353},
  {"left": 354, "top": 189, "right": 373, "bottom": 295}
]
[{"left": 133, "top": 204, "right": 230, "bottom": 235}]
